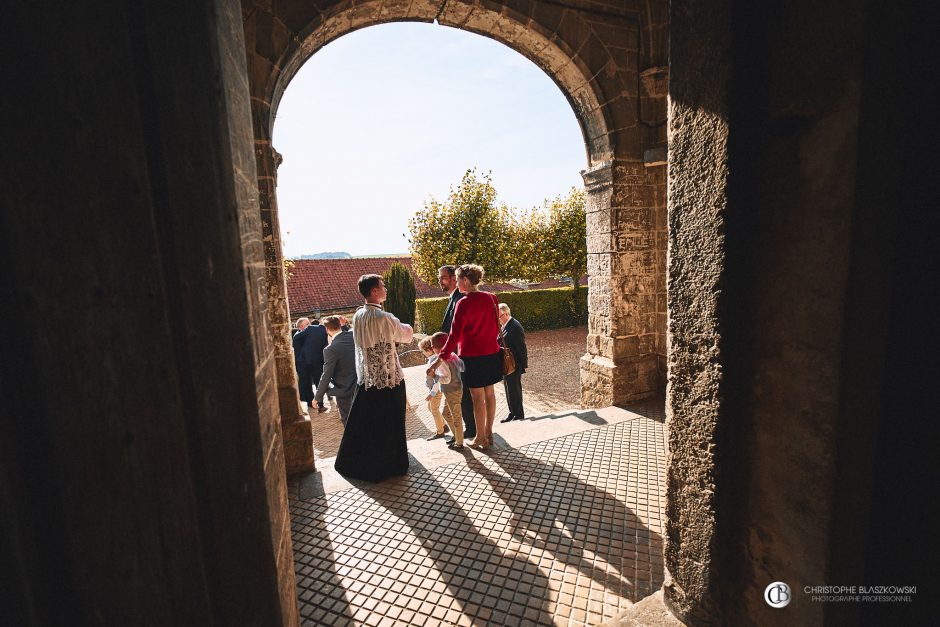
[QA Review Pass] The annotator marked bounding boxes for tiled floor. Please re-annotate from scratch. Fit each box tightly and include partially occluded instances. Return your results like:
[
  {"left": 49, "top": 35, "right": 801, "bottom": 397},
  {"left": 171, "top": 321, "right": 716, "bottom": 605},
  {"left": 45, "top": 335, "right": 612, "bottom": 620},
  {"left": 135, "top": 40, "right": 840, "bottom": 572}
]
[{"left": 289, "top": 393, "right": 667, "bottom": 626}]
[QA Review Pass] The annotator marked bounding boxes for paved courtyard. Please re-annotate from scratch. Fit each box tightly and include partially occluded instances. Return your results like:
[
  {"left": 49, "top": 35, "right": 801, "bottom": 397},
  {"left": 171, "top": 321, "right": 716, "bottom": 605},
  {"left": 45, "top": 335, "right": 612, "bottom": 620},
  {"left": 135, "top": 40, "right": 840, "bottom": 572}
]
[{"left": 289, "top": 328, "right": 667, "bottom": 625}]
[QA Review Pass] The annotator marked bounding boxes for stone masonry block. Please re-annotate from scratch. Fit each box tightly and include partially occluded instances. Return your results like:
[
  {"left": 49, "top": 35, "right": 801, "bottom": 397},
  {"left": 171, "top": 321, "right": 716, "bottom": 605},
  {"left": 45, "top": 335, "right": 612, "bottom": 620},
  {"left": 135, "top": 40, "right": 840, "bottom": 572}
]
[
  {"left": 379, "top": 0, "right": 414, "bottom": 21},
  {"left": 587, "top": 206, "right": 615, "bottom": 234},
  {"left": 587, "top": 252, "right": 612, "bottom": 276},
  {"left": 587, "top": 232, "right": 614, "bottom": 254},
  {"left": 580, "top": 354, "right": 614, "bottom": 408},
  {"left": 612, "top": 335, "right": 641, "bottom": 359},
  {"left": 574, "top": 33, "right": 614, "bottom": 78},
  {"left": 616, "top": 273, "right": 658, "bottom": 294},
  {"left": 275, "top": 353, "right": 296, "bottom": 384},
  {"left": 615, "top": 207, "right": 654, "bottom": 232},
  {"left": 585, "top": 332, "right": 601, "bottom": 356},
  {"left": 588, "top": 274, "right": 610, "bottom": 294},
  {"left": 609, "top": 250, "right": 654, "bottom": 276},
  {"left": 615, "top": 231, "right": 654, "bottom": 251},
  {"left": 612, "top": 160, "right": 649, "bottom": 184},
  {"left": 582, "top": 160, "right": 614, "bottom": 192},
  {"left": 281, "top": 416, "right": 314, "bottom": 474},
  {"left": 613, "top": 183, "right": 657, "bottom": 209},
  {"left": 611, "top": 310, "right": 639, "bottom": 336},
  {"left": 589, "top": 291, "right": 611, "bottom": 316},
  {"left": 589, "top": 314, "right": 611, "bottom": 336},
  {"left": 582, "top": 19, "right": 636, "bottom": 53}
]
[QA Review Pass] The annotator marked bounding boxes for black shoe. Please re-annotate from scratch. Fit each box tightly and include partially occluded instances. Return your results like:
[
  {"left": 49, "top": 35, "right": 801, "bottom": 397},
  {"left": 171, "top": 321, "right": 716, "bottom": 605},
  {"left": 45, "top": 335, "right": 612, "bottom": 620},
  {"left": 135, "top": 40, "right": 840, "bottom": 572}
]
[
  {"left": 444, "top": 436, "right": 456, "bottom": 445},
  {"left": 512, "top": 415, "right": 525, "bottom": 421},
  {"left": 427, "top": 432, "right": 446, "bottom": 441},
  {"left": 448, "top": 442, "right": 464, "bottom": 450},
  {"left": 500, "top": 415, "right": 514, "bottom": 423}
]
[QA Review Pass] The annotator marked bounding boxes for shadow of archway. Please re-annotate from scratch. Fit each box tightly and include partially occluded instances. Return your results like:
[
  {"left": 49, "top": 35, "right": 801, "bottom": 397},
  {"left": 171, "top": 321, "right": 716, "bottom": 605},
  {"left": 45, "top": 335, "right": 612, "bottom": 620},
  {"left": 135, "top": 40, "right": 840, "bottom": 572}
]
[
  {"left": 468, "top": 442, "right": 664, "bottom": 603},
  {"left": 363, "top": 463, "right": 554, "bottom": 626}
]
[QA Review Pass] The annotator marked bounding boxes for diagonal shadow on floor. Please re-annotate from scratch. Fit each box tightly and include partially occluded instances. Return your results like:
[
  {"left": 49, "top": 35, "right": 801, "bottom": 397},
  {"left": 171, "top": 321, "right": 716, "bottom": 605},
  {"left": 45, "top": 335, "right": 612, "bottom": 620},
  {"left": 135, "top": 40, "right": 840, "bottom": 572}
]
[
  {"left": 465, "top": 445, "right": 661, "bottom": 601},
  {"left": 290, "top": 411, "right": 666, "bottom": 626},
  {"left": 363, "top": 460, "right": 555, "bottom": 626}
]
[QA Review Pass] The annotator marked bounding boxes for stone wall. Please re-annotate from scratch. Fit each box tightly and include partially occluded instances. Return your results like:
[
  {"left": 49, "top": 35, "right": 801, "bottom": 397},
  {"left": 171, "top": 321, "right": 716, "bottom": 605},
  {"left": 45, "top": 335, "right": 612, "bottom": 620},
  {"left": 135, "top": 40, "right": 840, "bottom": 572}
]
[
  {"left": 664, "top": 1, "right": 927, "bottom": 625},
  {"left": 0, "top": 1, "right": 297, "bottom": 624}
]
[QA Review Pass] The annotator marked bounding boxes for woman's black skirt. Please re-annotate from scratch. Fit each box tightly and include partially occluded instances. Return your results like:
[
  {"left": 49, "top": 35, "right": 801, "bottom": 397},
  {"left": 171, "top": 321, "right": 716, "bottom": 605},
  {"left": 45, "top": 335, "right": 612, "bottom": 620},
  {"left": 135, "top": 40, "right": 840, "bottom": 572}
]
[
  {"left": 334, "top": 381, "right": 408, "bottom": 482},
  {"left": 460, "top": 351, "right": 504, "bottom": 388}
]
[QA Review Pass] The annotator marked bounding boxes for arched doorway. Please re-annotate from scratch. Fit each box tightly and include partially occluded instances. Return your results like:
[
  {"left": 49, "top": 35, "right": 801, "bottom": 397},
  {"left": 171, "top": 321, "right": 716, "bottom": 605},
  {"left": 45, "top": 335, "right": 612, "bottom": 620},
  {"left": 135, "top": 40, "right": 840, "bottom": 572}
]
[{"left": 243, "top": 0, "right": 669, "bottom": 475}]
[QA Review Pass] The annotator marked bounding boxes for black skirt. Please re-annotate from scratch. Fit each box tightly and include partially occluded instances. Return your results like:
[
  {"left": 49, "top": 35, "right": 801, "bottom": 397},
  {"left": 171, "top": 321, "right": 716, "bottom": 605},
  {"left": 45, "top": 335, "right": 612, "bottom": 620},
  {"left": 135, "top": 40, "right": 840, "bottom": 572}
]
[
  {"left": 334, "top": 381, "right": 409, "bottom": 482},
  {"left": 460, "top": 351, "right": 504, "bottom": 388}
]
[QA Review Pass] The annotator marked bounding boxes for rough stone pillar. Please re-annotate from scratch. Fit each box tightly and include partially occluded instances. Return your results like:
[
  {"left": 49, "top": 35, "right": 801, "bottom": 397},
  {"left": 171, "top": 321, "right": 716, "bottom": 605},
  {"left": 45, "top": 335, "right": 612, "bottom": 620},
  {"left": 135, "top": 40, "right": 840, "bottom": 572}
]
[
  {"left": 581, "top": 159, "right": 666, "bottom": 407},
  {"left": 256, "top": 141, "right": 314, "bottom": 475},
  {"left": 662, "top": 0, "right": 729, "bottom": 621}
]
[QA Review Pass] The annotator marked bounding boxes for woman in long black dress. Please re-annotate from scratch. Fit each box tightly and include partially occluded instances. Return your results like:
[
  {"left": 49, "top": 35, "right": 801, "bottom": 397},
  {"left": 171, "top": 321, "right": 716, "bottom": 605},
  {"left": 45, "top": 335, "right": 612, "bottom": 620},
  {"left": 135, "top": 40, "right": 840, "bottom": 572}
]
[{"left": 334, "top": 274, "right": 414, "bottom": 482}]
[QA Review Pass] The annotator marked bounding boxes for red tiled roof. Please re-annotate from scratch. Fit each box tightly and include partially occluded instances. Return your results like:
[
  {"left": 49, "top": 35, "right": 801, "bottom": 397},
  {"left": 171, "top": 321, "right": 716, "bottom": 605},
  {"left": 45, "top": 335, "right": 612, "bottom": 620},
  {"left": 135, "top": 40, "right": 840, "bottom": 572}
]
[{"left": 285, "top": 256, "right": 585, "bottom": 317}]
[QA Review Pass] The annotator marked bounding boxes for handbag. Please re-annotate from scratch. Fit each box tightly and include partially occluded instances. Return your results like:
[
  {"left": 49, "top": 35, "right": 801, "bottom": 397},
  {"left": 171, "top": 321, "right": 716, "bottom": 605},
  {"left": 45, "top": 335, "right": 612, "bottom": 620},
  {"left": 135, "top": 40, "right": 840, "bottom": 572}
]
[
  {"left": 499, "top": 330, "right": 516, "bottom": 376},
  {"left": 495, "top": 301, "right": 516, "bottom": 375}
]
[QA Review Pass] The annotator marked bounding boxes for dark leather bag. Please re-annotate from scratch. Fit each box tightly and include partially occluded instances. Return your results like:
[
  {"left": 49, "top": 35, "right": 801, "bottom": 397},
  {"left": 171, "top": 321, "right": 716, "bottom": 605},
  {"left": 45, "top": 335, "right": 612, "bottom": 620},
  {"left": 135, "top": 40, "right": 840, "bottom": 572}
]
[{"left": 499, "top": 329, "right": 516, "bottom": 375}]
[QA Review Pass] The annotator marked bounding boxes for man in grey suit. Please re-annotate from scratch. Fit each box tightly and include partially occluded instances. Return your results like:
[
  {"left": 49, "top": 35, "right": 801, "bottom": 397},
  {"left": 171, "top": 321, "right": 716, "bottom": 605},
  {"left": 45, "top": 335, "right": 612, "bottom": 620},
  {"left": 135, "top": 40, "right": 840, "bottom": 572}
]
[{"left": 315, "top": 316, "right": 357, "bottom": 425}]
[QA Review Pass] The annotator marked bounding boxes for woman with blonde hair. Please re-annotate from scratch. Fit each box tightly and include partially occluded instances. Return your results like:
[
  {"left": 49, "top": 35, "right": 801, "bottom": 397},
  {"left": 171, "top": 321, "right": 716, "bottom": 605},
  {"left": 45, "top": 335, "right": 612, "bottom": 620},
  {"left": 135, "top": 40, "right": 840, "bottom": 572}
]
[{"left": 427, "top": 264, "right": 502, "bottom": 448}]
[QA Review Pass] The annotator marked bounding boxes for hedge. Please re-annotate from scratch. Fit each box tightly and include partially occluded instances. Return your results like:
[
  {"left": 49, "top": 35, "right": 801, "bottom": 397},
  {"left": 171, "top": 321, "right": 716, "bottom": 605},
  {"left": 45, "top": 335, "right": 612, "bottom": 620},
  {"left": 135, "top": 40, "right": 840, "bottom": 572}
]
[{"left": 415, "top": 286, "right": 587, "bottom": 334}]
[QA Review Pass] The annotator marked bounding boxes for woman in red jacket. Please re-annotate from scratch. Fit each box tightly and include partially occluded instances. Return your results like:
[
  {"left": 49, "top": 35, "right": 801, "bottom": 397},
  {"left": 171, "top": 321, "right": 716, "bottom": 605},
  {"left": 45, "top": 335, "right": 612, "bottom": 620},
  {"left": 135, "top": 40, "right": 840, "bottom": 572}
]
[{"left": 427, "top": 264, "right": 503, "bottom": 448}]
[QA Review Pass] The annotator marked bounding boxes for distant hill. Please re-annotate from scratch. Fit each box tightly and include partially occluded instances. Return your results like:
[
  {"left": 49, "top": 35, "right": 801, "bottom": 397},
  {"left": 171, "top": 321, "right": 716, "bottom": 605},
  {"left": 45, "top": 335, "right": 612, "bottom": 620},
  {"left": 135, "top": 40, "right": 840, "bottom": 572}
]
[{"left": 294, "top": 252, "right": 352, "bottom": 259}]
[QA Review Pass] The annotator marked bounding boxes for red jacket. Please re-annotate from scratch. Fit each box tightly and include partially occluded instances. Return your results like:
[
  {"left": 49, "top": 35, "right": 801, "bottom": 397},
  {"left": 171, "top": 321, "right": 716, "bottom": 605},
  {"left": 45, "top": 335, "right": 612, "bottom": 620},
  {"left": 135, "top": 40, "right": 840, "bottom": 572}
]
[{"left": 439, "top": 291, "right": 501, "bottom": 358}]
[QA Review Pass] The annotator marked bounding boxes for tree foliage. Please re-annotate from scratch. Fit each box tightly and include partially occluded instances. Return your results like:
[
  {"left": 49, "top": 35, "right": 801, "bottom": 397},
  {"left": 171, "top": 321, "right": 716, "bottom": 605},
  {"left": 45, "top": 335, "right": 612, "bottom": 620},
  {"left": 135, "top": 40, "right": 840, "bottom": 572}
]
[
  {"left": 533, "top": 188, "right": 587, "bottom": 285},
  {"left": 408, "top": 170, "right": 586, "bottom": 287},
  {"left": 383, "top": 262, "right": 416, "bottom": 325},
  {"left": 408, "top": 169, "right": 521, "bottom": 282}
]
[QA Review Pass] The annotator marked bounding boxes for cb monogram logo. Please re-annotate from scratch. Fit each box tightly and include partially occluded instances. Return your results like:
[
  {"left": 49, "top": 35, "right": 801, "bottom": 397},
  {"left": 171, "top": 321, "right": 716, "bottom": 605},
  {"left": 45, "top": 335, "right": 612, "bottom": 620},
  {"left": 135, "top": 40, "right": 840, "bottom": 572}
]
[{"left": 764, "top": 582, "right": 792, "bottom": 608}]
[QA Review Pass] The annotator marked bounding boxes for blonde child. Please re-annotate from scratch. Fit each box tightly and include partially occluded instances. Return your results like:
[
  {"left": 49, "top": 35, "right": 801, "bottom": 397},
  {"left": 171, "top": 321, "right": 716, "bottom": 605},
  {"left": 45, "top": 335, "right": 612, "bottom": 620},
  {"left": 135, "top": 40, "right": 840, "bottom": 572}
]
[
  {"left": 420, "top": 337, "right": 450, "bottom": 440},
  {"left": 430, "top": 332, "right": 465, "bottom": 450}
]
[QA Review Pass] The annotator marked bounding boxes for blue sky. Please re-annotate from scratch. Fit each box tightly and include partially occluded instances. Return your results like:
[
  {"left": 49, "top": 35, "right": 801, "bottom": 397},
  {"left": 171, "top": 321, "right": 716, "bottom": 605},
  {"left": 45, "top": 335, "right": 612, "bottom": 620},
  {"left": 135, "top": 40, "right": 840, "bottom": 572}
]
[{"left": 272, "top": 22, "right": 587, "bottom": 258}]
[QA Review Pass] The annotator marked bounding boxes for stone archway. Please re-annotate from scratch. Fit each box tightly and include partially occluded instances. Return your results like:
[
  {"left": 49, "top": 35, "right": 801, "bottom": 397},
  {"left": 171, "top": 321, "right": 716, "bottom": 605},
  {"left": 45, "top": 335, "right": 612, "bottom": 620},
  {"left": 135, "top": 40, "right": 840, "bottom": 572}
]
[{"left": 242, "top": 0, "right": 668, "bottom": 474}]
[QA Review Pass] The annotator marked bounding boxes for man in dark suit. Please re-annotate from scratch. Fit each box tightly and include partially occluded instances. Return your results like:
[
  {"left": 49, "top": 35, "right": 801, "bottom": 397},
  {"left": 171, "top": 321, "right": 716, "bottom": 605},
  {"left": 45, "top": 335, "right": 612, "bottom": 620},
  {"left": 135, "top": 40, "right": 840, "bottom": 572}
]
[
  {"left": 296, "top": 318, "right": 329, "bottom": 413},
  {"left": 438, "top": 264, "right": 476, "bottom": 440},
  {"left": 315, "top": 316, "right": 357, "bottom": 424},
  {"left": 292, "top": 317, "right": 313, "bottom": 413},
  {"left": 498, "top": 303, "right": 529, "bottom": 422}
]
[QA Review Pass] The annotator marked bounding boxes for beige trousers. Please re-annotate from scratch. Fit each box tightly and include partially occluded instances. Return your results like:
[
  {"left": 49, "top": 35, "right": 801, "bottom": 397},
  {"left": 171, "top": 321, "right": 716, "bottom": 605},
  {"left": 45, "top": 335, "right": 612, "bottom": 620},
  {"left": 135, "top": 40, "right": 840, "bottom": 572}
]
[
  {"left": 427, "top": 393, "right": 446, "bottom": 434},
  {"left": 441, "top": 388, "right": 464, "bottom": 445}
]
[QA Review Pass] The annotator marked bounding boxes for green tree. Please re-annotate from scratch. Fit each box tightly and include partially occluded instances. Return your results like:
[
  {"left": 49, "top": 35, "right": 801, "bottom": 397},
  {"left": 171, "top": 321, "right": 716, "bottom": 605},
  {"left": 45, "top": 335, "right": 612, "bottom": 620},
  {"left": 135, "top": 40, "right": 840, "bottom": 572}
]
[
  {"left": 536, "top": 187, "right": 587, "bottom": 286},
  {"left": 383, "top": 262, "right": 416, "bottom": 325},
  {"left": 408, "top": 169, "right": 522, "bottom": 282},
  {"left": 529, "top": 188, "right": 587, "bottom": 317}
]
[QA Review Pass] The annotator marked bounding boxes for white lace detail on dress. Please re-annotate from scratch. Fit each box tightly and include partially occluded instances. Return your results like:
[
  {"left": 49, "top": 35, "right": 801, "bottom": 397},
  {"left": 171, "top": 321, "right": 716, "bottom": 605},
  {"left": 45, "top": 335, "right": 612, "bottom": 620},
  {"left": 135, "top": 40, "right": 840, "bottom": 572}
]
[
  {"left": 362, "top": 341, "right": 403, "bottom": 389},
  {"left": 352, "top": 304, "right": 411, "bottom": 390}
]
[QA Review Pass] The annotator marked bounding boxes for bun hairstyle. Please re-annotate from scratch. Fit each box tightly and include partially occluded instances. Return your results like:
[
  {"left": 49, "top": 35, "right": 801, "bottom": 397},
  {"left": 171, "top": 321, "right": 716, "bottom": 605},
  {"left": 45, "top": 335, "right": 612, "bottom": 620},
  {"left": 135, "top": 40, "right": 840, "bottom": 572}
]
[{"left": 456, "top": 264, "right": 484, "bottom": 285}]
